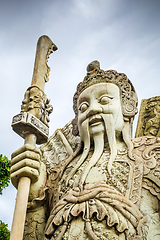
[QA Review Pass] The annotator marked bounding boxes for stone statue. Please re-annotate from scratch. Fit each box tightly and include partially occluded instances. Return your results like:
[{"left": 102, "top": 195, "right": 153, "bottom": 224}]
[
  {"left": 136, "top": 96, "right": 160, "bottom": 138},
  {"left": 11, "top": 61, "right": 160, "bottom": 240}
]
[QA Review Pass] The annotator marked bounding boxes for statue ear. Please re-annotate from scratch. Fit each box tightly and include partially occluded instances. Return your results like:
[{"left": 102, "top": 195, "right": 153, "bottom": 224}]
[
  {"left": 72, "top": 118, "right": 79, "bottom": 136},
  {"left": 122, "top": 100, "right": 138, "bottom": 118}
]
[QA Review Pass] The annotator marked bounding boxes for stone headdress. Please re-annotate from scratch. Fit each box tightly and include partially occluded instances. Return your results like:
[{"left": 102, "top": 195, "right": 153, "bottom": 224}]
[{"left": 72, "top": 60, "right": 138, "bottom": 136}]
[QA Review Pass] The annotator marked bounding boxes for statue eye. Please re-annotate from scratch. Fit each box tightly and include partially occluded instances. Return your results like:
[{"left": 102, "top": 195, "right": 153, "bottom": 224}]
[
  {"left": 99, "top": 95, "right": 113, "bottom": 105},
  {"left": 79, "top": 102, "right": 89, "bottom": 113}
]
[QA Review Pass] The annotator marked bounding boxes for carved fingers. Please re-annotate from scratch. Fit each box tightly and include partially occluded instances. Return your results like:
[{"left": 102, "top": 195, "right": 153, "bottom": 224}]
[{"left": 11, "top": 144, "right": 41, "bottom": 189}]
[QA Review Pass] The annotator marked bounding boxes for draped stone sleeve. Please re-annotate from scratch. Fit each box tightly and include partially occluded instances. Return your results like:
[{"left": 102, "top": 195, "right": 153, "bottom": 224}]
[
  {"left": 133, "top": 136, "right": 160, "bottom": 193},
  {"left": 132, "top": 136, "right": 160, "bottom": 239},
  {"left": 142, "top": 138, "right": 160, "bottom": 200}
]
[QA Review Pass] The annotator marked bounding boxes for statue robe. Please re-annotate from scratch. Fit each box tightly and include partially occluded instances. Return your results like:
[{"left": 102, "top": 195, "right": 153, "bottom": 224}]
[{"left": 24, "top": 123, "right": 160, "bottom": 240}]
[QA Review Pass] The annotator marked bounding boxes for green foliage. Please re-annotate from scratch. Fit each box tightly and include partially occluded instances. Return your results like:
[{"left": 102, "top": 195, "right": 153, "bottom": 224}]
[
  {"left": 0, "top": 220, "right": 10, "bottom": 240},
  {"left": 0, "top": 154, "right": 11, "bottom": 195},
  {"left": 0, "top": 155, "right": 11, "bottom": 237}
]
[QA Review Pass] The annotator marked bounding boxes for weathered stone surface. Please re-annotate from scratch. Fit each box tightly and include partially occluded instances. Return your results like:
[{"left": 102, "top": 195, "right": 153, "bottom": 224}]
[
  {"left": 10, "top": 36, "right": 57, "bottom": 240},
  {"left": 136, "top": 96, "right": 160, "bottom": 138},
  {"left": 11, "top": 61, "right": 160, "bottom": 239}
]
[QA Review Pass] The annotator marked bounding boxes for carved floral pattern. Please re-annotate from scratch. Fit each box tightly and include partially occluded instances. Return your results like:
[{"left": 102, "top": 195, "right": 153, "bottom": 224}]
[
  {"left": 40, "top": 130, "right": 70, "bottom": 171},
  {"left": 143, "top": 97, "right": 160, "bottom": 137},
  {"left": 21, "top": 86, "right": 53, "bottom": 127},
  {"left": 136, "top": 96, "right": 160, "bottom": 138},
  {"left": 62, "top": 121, "right": 80, "bottom": 151},
  {"left": 24, "top": 207, "right": 47, "bottom": 239},
  {"left": 40, "top": 121, "right": 80, "bottom": 171}
]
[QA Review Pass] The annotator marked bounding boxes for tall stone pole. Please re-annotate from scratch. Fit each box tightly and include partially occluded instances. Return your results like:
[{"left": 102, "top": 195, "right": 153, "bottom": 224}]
[{"left": 10, "top": 35, "right": 57, "bottom": 240}]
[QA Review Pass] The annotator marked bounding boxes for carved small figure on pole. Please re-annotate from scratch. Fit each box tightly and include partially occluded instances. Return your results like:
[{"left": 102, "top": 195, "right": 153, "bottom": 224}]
[{"left": 10, "top": 35, "right": 57, "bottom": 240}]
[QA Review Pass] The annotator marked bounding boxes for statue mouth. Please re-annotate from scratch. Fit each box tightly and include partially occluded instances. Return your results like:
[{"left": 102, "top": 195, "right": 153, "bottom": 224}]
[{"left": 89, "top": 115, "right": 102, "bottom": 126}]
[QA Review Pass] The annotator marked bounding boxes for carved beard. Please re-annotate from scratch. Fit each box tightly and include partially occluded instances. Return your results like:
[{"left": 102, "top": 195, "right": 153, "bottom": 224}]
[
  {"left": 66, "top": 119, "right": 90, "bottom": 186},
  {"left": 67, "top": 114, "right": 123, "bottom": 189},
  {"left": 78, "top": 113, "right": 120, "bottom": 188},
  {"left": 101, "top": 114, "right": 118, "bottom": 174}
]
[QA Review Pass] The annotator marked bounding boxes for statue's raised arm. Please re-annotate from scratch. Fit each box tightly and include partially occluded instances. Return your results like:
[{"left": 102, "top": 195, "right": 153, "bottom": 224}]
[{"left": 11, "top": 59, "right": 160, "bottom": 240}]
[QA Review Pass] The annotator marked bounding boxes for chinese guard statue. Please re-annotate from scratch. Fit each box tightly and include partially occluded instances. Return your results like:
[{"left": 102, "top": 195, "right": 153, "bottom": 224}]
[{"left": 11, "top": 60, "right": 160, "bottom": 240}]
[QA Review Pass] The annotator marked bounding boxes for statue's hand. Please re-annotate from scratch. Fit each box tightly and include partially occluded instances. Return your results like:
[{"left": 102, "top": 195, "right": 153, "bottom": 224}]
[{"left": 11, "top": 144, "right": 41, "bottom": 189}]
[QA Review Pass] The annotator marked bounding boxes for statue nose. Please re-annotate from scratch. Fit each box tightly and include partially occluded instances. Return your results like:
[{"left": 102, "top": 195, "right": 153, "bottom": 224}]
[{"left": 86, "top": 104, "right": 102, "bottom": 118}]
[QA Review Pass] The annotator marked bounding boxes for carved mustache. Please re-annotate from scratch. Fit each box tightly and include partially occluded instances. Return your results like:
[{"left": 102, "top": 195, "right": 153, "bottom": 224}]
[{"left": 89, "top": 114, "right": 103, "bottom": 126}]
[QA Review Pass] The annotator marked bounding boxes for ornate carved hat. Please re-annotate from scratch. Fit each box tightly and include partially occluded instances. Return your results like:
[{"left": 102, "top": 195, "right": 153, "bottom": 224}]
[{"left": 73, "top": 60, "right": 138, "bottom": 119}]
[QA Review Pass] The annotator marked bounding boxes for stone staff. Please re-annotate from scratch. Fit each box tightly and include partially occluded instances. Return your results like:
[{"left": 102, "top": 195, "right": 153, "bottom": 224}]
[{"left": 10, "top": 35, "right": 57, "bottom": 240}]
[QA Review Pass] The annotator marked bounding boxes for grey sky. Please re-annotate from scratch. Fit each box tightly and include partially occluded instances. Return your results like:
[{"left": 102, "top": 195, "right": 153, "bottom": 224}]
[{"left": 0, "top": 0, "right": 160, "bottom": 230}]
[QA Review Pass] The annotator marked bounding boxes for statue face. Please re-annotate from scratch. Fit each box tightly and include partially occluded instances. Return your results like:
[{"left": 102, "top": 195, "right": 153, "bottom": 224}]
[{"left": 77, "top": 83, "right": 124, "bottom": 138}]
